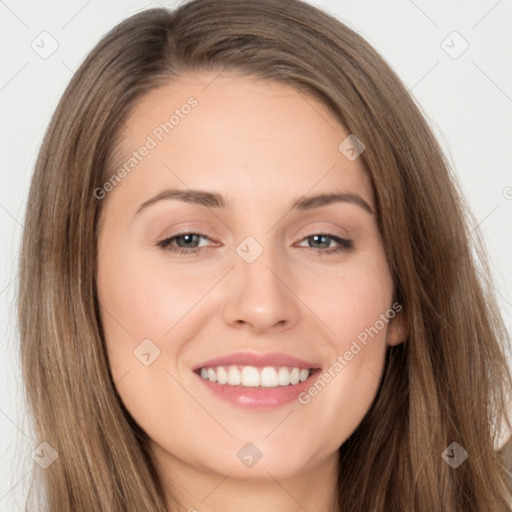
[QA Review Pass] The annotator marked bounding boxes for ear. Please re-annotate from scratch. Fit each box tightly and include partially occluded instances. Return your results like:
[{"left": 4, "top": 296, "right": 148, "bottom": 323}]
[{"left": 386, "top": 308, "right": 408, "bottom": 346}]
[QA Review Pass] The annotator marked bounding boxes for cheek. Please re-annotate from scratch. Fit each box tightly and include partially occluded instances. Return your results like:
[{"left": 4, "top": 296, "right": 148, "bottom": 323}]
[
  {"left": 296, "top": 263, "right": 394, "bottom": 444},
  {"left": 98, "top": 253, "right": 212, "bottom": 350},
  {"left": 96, "top": 254, "right": 200, "bottom": 433},
  {"left": 333, "top": 277, "right": 392, "bottom": 349},
  {"left": 304, "top": 252, "right": 394, "bottom": 347}
]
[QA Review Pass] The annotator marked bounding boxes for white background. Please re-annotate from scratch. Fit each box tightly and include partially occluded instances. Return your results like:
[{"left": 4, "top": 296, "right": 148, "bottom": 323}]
[{"left": 1, "top": 0, "right": 511, "bottom": 509}]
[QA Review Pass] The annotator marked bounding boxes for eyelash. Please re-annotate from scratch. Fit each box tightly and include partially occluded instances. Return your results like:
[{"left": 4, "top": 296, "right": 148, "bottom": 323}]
[{"left": 156, "top": 232, "right": 354, "bottom": 256}]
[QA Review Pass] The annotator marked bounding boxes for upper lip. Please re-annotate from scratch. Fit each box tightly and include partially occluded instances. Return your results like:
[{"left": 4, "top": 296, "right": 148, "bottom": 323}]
[{"left": 192, "top": 352, "right": 321, "bottom": 371}]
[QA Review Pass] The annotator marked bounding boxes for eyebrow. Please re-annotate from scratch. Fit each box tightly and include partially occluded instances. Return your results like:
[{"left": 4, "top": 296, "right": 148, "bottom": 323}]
[{"left": 135, "top": 188, "right": 374, "bottom": 216}]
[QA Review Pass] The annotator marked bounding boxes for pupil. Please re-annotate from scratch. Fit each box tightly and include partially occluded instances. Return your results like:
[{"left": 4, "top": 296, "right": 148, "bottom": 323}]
[
  {"left": 179, "top": 234, "right": 198, "bottom": 247},
  {"left": 312, "top": 235, "right": 329, "bottom": 248}
]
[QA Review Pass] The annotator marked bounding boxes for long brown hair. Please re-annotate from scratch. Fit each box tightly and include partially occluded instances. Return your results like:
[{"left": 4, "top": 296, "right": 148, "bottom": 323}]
[{"left": 18, "top": 0, "right": 512, "bottom": 510}]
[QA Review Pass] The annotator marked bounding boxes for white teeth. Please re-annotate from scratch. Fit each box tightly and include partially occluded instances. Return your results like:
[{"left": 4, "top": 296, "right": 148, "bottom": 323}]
[
  {"left": 216, "top": 366, "right": 228, "bottom": 384},
  {"left": 277, "top": 367, "right": 291, "bottom": 386},
  {"left": 299, "top": 368, "right": 310, "bottom": 382},
  {"left": 227, "top": 366, "right": 241, "bottom": 385},
  {"left": 242, "top": 366, "right": 260, "bottom": 387},
  {"left": 260, "top": 367, "right": 278, "bottom": 387},
  {"left": 198, "top": 365, "right": 312, "bottom": 387}
]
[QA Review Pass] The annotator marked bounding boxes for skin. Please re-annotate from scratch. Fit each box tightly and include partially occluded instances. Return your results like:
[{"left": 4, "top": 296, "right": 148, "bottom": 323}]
[{"left": 96, "top": 72, "right": 407, "bottom": 512}]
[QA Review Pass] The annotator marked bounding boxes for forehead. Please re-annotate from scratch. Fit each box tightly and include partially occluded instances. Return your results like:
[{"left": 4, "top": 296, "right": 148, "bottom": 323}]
[{"left": 107, "top": 72, "right": 374, "bottom": 212}]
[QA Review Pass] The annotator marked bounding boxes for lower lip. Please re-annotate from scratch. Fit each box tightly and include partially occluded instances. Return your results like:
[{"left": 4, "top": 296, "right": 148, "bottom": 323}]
[{"left": 195, "top": 370, "right": 319, "bottom": 409}]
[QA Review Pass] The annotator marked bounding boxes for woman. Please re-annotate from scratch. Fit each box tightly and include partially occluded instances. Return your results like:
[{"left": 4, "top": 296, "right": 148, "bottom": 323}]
[{"left": 18, "top": 0, "right": 512, "bottom": 510}]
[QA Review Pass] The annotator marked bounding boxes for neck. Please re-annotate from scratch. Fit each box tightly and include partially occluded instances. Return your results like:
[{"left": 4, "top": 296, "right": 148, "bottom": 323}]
[{"left": 153, "top": 447, "right": 339, "bottom": 512}]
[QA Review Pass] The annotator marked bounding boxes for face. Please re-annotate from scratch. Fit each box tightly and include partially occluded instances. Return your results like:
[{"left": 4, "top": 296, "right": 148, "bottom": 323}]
[{"left": 96, "top": 72, "right": 406, "bottom": 486}]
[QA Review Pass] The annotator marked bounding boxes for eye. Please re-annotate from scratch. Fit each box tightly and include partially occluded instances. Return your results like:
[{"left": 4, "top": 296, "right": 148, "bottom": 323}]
[
  {"left": 156, "top": 232, "right": 213, "bottom": 255},
  {"left": 296, "top": 233, "right": 354, "bottom": 254},
  {"left": 156, "top": 231, "right": 353, "bottom": 256}
]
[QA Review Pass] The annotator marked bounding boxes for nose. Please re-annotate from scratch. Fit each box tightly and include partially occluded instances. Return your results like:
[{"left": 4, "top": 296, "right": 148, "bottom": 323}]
[{"left": 222, "top": 242, "right": 300, "bottom": 334}]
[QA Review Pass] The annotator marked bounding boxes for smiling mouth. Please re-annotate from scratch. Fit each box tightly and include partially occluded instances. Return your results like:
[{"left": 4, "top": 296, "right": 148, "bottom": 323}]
[{"left": 195, "top": 365, "right": 316, "bottom": 388}]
